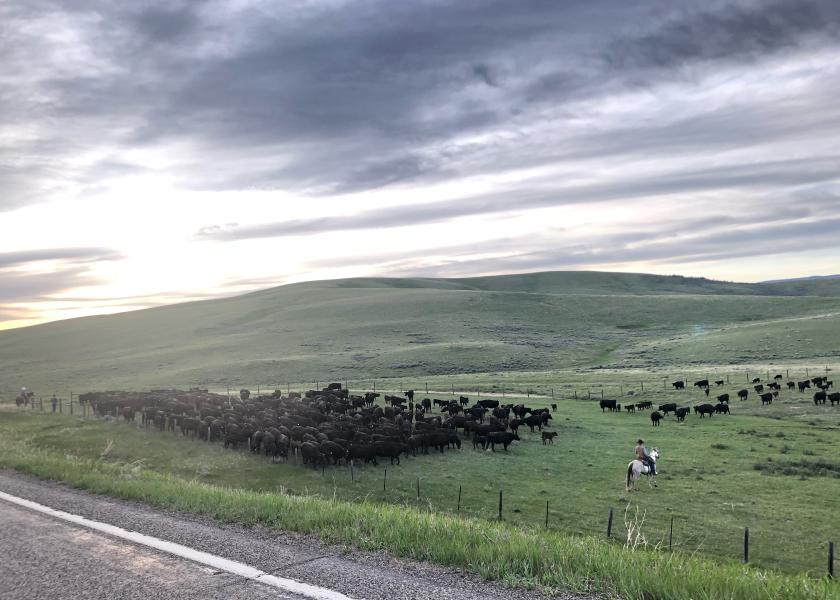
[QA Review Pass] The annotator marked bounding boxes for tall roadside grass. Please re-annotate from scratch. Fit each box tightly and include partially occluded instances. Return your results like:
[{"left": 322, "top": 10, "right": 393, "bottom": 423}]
[{"left": 0, "top": 446, "right": 834, "bottom": 600}]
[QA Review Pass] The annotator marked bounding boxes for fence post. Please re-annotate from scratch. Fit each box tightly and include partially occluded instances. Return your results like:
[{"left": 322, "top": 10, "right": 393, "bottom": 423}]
[
  {"left": 607, "top": 507, "right": 614, "bottom": 538},
  {"left": 383, "top": 468, "right": 387, "bottom": 492},
  {"left": 69, "top": 394, "right": 73, "bottom": 416},
  {"left": 600, "top": 389, "right": 604, "bottom": 400},
  {"left": 669, "top": 516, "right": 674, "bottom": 551},
  {"left": 743, "top": 527, "right": 749, "bottom": 563},
  {"left": 498, "top": 489, "right": 503, "bottom": 520},
  {"left": 416, "top": 474, "right": 420, "bottom": 500},
  {"left": 350, "top": 459, "right": 355, "bottom": 483},
  {"left": 640, "top": 381, "right": 644, "bottom": 391},
  {"left": 574, "top": 390, "right": 577, "bottom": 400},
  {"left": 545, "top": 500, "right": 549, "bottom": 529},
  {"left": 457, "top": 485, "right": 461, "bottom": 513},
  {"left": 829, "top": 541, "right": 835, "bottom": 580}
]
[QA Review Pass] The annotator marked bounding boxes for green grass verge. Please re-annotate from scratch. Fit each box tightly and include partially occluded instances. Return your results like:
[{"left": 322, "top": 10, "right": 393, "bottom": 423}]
[{"left": 1, "top": 444, "right": 835, "bottom": 600}]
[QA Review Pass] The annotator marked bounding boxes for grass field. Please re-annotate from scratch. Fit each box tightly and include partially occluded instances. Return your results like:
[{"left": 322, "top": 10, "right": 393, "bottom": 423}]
[{"left": 5, "top": 372, "right": 840, "bottom": 578}]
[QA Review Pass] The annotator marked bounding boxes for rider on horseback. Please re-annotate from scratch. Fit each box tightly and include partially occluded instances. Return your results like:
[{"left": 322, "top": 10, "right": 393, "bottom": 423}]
[{"left": 635, "top": 439, "right": 656, "bottom": 476}]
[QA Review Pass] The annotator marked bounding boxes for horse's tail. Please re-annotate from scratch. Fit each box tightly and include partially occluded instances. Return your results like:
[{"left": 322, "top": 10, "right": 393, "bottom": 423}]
[{"left": 626, "top": 462, "right": 634, "bottom": 489}]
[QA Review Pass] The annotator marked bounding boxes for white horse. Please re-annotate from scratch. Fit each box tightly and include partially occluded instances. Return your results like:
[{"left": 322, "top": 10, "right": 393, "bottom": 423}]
[{"left": 626, "top": 448, "right": 659, "bottom": 491}]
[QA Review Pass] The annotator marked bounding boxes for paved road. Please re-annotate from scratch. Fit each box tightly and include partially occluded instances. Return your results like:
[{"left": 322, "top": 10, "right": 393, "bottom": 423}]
[{"left": 0, "top": 471, "right": 575, "bottom": 600}]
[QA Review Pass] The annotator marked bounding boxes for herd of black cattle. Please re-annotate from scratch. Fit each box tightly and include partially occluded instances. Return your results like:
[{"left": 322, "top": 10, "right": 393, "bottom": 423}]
[
  {"left": 73, "top": 373, "right": 835, "bottom": 467},
  {"left": 78, "top": 386, "right": 560, "bottom": 468},
  {"left": 598, "top": 374, "right": 836, "bottom": 426}
]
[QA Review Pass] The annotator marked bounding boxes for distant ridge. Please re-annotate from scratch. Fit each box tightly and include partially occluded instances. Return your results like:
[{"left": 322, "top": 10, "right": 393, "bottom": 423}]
[{"left": 759, "top": 274, "right": 840, "bottom": 284}]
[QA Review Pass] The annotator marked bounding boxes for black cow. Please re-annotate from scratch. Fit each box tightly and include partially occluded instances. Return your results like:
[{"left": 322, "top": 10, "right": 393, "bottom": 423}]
[
  {"left": 477, "top": 399, "right": 500, "bottom": 409},
  {"left": 714, "top": 403, "right": 730, "bottom": 414},
  {"left": 487, "top": 431, "right": 520, "bottom": 451},
  {"left": 675, "top": 407, "right": 690, "bottom": 421},
  {"left": 541, "top": 431, "right": 558, "bottom": 445},
  {"left": 798, "top": 380, "right": 811, "bottom": 393},
  {"left": 760, "top": 392, "right": 774, "bottom": 405},
  {"left": 774, "top": 374, "right": 784, "bottom": 380},
  {"left": 459, "top": 396, "right": 470, "bottom": 406},
  {"left": 658, "top": 403, "right": 677, "bottom": 415},
  {"left": 694, "top": 379, "right": 710, "bottom": 389},
  {"left": 672, "top": 381, "right": 685, "bottom": 390},
  {"left": 599, "top": 399, "right": 617, "bottom": 412},
  {"left": 694, "top": 404, "right": 715, "bottom": 417},
  {"left": 787, "top": 381, "right": 796, "bottom": 390},
  {"left": 829, "top": 393, "right": 840, "bottom": 405},
  {"left": 524, "top": 414, "right": 544, "bottom": 432},
  {"left": 751, "top": 378, "right": 761, "bottom": 384},
  {"left": 814, "top": 391, "right": 828, "bottom": 405},
  {"left": 625, "top": 404, "right": 636, "bottom": 413},
  {"left": 650, "top": 411, "right": 662, "bottom": 426},
  {"left": 812, "top": 377, "right": 825, "bottom": 386},
  {"left": 714, "top": 380, "right": 725, "bottom": 386},
  {"left": 716, "top": 394, "right": 730, "bottom": 404},
  {"left": 754, "top": 384, "right": 764, "bottom": 393},
  {"left": 737, "top": 389, "right": 749, "bottom": 401},
  {"left": 768, "top": 382, "right": 781, "bottom": 391},
  {"left": 421, "top": 398, "right": 432, "bottom": 412}
]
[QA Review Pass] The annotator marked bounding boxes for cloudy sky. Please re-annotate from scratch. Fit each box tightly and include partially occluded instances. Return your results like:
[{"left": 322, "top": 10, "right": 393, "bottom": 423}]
[{"left": 2, "top": 0, "right": 840, "bottom": 329}]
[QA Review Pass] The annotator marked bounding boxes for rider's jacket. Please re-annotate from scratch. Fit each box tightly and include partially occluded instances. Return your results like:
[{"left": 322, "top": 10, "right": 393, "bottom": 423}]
[{"left": 635, "top": 444, "right": 645, "bottom": 460}]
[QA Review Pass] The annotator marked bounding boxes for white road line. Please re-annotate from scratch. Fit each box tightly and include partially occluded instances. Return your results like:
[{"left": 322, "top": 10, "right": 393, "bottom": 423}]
[{"left": 0, "top": 490, "right": 359, "bottom": 600}]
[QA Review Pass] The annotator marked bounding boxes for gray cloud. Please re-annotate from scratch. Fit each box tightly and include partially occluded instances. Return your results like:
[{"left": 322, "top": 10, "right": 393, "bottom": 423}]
[
  {"left": 197, "top": 156, "right": 840, "bottom": 240},
  {"left": 0, "top": 247, "right": 122, "bottom": 269},
  {"left": 0, "top": 267, "right": 103, "bottom": 302},
  {"left": 4, "top": 0, "right": 840, "bottom": 210}
]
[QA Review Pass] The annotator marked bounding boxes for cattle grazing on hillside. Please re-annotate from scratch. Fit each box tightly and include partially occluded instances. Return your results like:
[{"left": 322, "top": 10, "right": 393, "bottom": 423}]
[
  {"left": 541, "top": 431, "right": 558, "bottom": 445},
  {"left": 787, "top": 381, "right": 796, "bottom": 390},
  {"left": 774, "top": 374, "right": 784, "bottom": 380},
  {"left": 714, "top": 403, "right": 730, "bottom": 414},
  {"left": 487, "top": 431, "right": 520, "bottom": 452},
  {"left": 658, "top": 403, "right": 677, "bottom": 415},
  {"left": 738, "top": 389, "right": 749, "bottom": 401},
  {"left": 650, "top": 411, "right": 662, "bottom": 426},
  {"left": 675, "top": 407, "right": 690, "bottom": 421},
  {"left": 760, "top": 392, "right": 774, "bottom": 405},
  {"left": 754, "top": 384, "right": 764, "bottom": 393},
  {"left": 716, "top": 393, "right": 730, "bottom": 404},
  {"left": 694, "top": 379, "right": 710, "bottom": 389},
  {"left": 672, "top": 381, "right": 685, "bottom": 390},
  {"left": 625, "top": 404, "right": 635, "bottom": 413},
  {"left": 768, "top": 382, "right": 780, "bottom": 391},
  {"left": 751, "top": 378, "right": 761, "bottom": 384},
  {"left": 599, "top": 399, "right": 617, "bottom": 412},
  {"left": 814, "top": 391, "right": 828, "bottom": 405},
  {"left": 694, "top": 404, "right": 715, "bottom": 418},
  {"left": 635, "top": 401, "right": 653, "bottom": 410},
  {"left": 829, "top": 393, "right": 840, "bottom": 406},
  {"left": 798, "top": 380, "right": 812, "bottom": 393},
  {"left": 714, "top": 380, "right": 725, "bottom": 386}
]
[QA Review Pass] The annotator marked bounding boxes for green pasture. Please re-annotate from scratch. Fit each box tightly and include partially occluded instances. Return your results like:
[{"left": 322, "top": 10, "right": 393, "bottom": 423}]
[{"left": 5, "top": 375, "right": 840, "bottom": 577}]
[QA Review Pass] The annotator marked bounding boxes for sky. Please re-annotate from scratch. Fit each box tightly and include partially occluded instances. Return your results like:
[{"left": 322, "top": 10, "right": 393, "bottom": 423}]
[{"left": 2, "top": 0, "right": 840, "bottom": 330}]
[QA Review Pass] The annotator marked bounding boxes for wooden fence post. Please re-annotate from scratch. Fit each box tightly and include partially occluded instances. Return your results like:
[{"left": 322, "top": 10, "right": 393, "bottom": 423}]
[
  {"left": 383, "top": 468, "right": 387, "bottom": 492},
  {"left": 743, "top": 527, "right": 749, "bottom": 563},
  {"left": 607, "top": 507, "right": 614, "bottom": 538},
  {"left": 669, "top": 516, "right": 674, "bottom": 551},
  {"left": 457, "top": 485, "right": 461, "bottom": 513},
  {"left": 498, "top": 489, "right": 503, "bottom": 520},
  {"left": 416, "top": 474, "right": 421, "bottom": 500},
  {"left": 545, "top": 500, "right": 549, "bottom": 529},
  {"left": 829, "top": 541, "right": 835, "bottom": 580}
]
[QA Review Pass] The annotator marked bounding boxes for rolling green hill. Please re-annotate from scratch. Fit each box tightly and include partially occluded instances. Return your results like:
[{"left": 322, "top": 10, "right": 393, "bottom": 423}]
[{"left": 2, "top": 271, "right": 840, "bottom": 397}]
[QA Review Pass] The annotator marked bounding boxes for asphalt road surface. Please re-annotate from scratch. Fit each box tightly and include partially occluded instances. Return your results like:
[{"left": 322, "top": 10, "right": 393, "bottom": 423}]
[{"left": 0, "top": 471, "right": 577, "bottom": 600}]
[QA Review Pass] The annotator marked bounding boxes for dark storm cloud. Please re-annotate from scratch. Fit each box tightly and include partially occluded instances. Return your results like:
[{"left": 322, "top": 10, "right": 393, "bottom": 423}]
[
  {"left": 604, "top": 0, "right": 840, "bottom": 70},
  {"left": 4, "top": 0, "right": 840, "bottom": 211}
]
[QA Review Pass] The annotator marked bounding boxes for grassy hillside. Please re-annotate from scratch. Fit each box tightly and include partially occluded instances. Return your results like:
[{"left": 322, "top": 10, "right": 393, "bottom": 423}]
[{"left": 2, "top": 271, "right": 840, "bottom": 397}]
